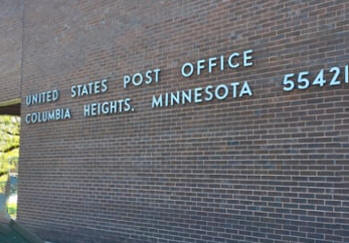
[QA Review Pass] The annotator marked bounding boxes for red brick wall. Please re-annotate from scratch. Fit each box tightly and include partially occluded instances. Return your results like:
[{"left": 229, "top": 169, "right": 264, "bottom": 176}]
[
  {"left": 0, "top": 0, "right": 22, "bottom": 104},
  {"left": 18, "top": 1, "right": 349, "bottom": 242}
]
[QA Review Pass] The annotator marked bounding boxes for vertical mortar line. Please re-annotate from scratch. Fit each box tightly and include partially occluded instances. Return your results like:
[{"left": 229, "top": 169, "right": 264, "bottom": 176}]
[
  {"left": 19, "top": 0, "right": 25, "bottom": 103},
  {"left": 17, "top": 0, "right": 25, "bottom": 222}
]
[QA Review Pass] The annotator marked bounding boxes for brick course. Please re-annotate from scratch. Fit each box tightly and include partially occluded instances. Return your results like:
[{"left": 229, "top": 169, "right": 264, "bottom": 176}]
[{"left": 7, "top": 0, "right": 349, "bottom": 242}]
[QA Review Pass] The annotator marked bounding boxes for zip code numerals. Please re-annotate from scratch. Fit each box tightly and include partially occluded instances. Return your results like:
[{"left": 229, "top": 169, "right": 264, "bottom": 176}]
[{"left": 282, "top": 65, "right": 349, "bottom": 92}]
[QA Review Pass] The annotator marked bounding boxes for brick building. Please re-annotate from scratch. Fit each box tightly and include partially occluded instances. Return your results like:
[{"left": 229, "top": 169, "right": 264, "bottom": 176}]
[{"left": 1, "top": 0, "right": 349, "bottom": 242}]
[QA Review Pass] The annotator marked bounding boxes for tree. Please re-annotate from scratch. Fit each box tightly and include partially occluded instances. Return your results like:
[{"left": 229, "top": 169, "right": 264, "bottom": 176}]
[{"left": 0, "top": 115, "right": 20, "bottom": 175}]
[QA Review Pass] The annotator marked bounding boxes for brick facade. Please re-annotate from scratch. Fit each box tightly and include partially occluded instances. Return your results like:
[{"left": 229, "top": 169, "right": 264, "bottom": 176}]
[
  {"left": 0, "top": 0, "right": 22, "bottom": 104},
  {"left": 1, "top": 0, "right": 349, "bottom": 242}
]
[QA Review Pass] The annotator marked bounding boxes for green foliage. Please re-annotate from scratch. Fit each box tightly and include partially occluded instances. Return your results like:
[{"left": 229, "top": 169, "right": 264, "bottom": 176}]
[
  {"left": 7, "top": 202, "right": 16, "bottom": 219},
  {"left": 0, "top": 116, "right": 20, "bottom": 174}
]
